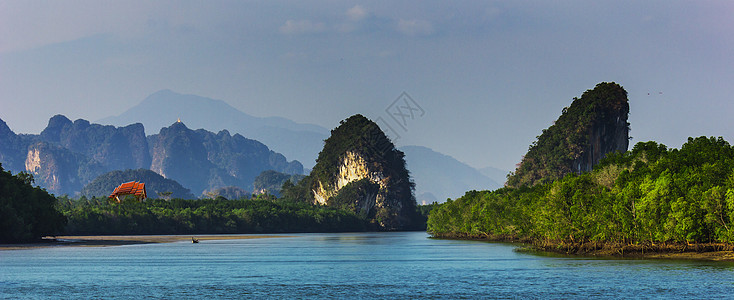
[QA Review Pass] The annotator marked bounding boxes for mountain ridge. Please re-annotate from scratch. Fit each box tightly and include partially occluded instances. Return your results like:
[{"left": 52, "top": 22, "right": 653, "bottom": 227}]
[
  {"left": 0, "top": 115, "right": 302, "bottom": 197},
  {"left": 98, "top": 89, "right": 328, "bottom": 168},
  {"left": 400, "top": 145, "right": 502, "bottom": 203}
]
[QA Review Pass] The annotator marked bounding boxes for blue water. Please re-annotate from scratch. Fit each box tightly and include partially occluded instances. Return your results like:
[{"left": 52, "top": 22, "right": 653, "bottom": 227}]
[{"left": 1, "top": 232, "right": 732, "bottom": 299}]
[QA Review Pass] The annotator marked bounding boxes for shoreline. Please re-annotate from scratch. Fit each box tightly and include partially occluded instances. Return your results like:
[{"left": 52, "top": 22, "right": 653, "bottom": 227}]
[
  {"left": 430, "top": 233, "right": 734, "bottom": 262},
  {"left": 0, "top": 234, "right": 290, "bottom": 250}
]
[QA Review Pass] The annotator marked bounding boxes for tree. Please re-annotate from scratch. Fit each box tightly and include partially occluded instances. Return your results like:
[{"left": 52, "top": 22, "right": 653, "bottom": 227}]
[{"left": 0, "top": 163, "right": 67, "bottom": 242}]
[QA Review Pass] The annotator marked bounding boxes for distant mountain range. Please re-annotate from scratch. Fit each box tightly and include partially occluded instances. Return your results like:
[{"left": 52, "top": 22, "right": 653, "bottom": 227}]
[
  {"left": 0, "top": 115, "right": 301, "bottom": 196},
  {"left": 400, "top": 146, "right": 502, "bottom": 204},
  {"left": 0, "top": 90, "right": 507, "bottom": 202},
  {"left": 478, "top": 166, "right": 509, "bottom": 188},
  {"left": 98, "top": 90, "right": 328, "bottom": 168}
]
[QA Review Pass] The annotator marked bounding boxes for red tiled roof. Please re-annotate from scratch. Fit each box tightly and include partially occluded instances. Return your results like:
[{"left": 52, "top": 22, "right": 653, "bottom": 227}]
[{"left": 109, "top": 181, "right": 147, "bottom": 200}]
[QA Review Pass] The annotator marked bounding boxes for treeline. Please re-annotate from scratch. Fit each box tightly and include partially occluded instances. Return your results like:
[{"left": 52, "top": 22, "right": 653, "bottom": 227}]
[
  {"left": 57, "top": 195, "right": 372, "bottom": 235},
  {"left": 428, "top": 137, "right": 734, "bottom": 244},
  {"left": 0, "top": 164, "right": 66, "bottom": 242}
]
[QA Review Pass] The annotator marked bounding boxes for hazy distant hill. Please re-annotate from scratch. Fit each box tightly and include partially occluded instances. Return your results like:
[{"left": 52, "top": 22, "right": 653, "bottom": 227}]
[
  {"left": 148, "top": 121, "right": 303, "bottom": 195},
  {"left": 0, "top": 115, "right": 302, "bottom": 197},
  {"left": 400, "top": 146, "right": 501, "bottom": 203},
  {"left": 478, "top": 166, "right": 509, "bottom": 188},
  {"left": 98, "top": 90, "right": 328, "bottom": 168}
]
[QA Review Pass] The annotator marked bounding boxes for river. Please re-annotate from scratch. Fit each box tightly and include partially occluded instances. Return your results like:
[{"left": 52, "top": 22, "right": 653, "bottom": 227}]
[{"left": 1, "top": 232, "right": 732, "bottom": 298}]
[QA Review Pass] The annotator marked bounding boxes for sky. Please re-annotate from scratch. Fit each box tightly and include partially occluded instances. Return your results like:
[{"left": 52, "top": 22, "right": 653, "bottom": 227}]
[{"left": 1, "top": 1, "right": 733, "bottom": 171}]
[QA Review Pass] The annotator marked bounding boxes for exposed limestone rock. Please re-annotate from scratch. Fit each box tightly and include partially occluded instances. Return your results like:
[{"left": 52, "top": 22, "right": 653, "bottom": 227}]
[
  {"left": 572, "top": 116, "right": 630, "bottom": 173},
  {"left": 309, "top": 114, "right": 418, "bottom": 230},
  {"left": 148, "top": 121, "right": 304, "bottom": 195},
  {"left": 39, "top": 115, "right": 151, "bottom": 171},
  {"left": 313, "top": 151, "right": 388, "bottom": 215},
  {"left": 23, "top": 141, "right": 106, "bottom": 195}
]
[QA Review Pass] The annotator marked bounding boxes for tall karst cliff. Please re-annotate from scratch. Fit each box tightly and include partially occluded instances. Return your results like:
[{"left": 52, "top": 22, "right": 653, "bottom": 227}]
[
  {"left": 0, "top": 116, "right": 303, "bottom": 197},
  {"left": 309, "top": 114, "right": 418, "bottom": 230},
  {"left": 24, "top": 141, "right": 107, "bottom": 195},
  {"left": 148, "top": 121, "right": 303, "bottom": 196},
  {"left": 0, "top": 118, "right": 26, "bottom": 172},
  {"left": 40, "top": 115, "right": 151, "bottom": 170},
  {"left": 507, "top": 82, "right": 630, "bottom": 188}
]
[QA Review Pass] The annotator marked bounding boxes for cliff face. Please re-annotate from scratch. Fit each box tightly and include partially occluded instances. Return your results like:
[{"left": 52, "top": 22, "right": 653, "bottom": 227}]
[
  {"left": 313, "top": 151, "right": 388, "bottom": 211},
  {"left": 572, "top": 115, "right": 629, "bottom": 173},
  {"left": 310, "top": 114, "right": 418, "bottom": 230},
  {"left": 24, "top": 141, "right": 106, "bottom": 195},
  {"left": 507, "top": 82, "right": 630, "bottom": 188},
  {"left": 149, "top": 122, "right": 304, "bottom": 196},
  {"left": 40, "top": 115, "right": 151, "bottom": 171},
  {"left": 0, "top": 118, "right": 26, "bottom": 172},
  {"left": 0, "top": 115, "right": 303, "bottom": 197},
  {"left": 148, "top": 122, "right": 215, "bottom": 195}
]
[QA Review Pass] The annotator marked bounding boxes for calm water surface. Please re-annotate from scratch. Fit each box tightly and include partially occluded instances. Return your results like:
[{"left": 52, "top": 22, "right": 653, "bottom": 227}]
[{"left": 1, "top": 232, "right": 733, "bottom": 299}]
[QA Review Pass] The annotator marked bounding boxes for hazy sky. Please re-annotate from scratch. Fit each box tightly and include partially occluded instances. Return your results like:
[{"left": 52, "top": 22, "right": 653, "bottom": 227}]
[{"left": 1, "top": 1, "right": 733, "bottom": 171}]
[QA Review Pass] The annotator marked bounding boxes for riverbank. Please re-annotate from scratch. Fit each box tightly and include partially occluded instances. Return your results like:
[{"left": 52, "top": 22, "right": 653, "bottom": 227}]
[
  {"left": 0, "top": 234, "right": 288, "bottom": 250},
  {"left": 430, "top": 233, "right": 734, "bottom": 262}
]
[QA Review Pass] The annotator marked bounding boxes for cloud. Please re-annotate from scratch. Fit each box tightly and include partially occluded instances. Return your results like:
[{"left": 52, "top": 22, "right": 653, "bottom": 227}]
[
  {"left": 346, "top": 5, "right": 368, "bottom": 21},
  {"left": 0, "top": 1, "right": 157, "bottom": 53},
  {"left": 279, "top": 20, "right": 326, "bottom": 35},
  {"left": 397, "top": 19, "right": 434, "bottom": 36}
]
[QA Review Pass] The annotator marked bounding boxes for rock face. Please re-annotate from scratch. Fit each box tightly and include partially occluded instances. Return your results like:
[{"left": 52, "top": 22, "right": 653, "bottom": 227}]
[
  {"left": 40, "top": 115, "right": 151, "bottom": 171},
  {"left": 572, "top": 114, "right": 629, "bottom": 173},
  {"left": 148, "top": 121, "right": 303, "bottom": 195},
  {"left": 24, "top": 141, "right": 106, "bottom": 195},
  {"left": 0, "top": 115, "right": 303, "bottom": 197},
  {"left": 98, "top": 89, "right": 329, "bottom": 168},
  {"left": 148, "top": 122, "right": 216, "bottom": 195},
  {"left": 310, "top": 114, "right": 418, "bottom": 230},
  {"left": 0, "top": 118, "right": 26, "bottom": 172},
  {"left": 507, "top": 82, "right": 630, "bottom": 188}
]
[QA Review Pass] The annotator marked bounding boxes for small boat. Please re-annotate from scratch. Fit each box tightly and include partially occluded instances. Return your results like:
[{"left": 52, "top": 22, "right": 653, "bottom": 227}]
[{"left": 192, "top": 237, "right": 199, "bottom": 243}]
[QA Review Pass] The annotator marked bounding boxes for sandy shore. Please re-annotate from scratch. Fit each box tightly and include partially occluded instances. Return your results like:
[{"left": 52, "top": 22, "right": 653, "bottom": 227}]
[{"left": 0, "top": 234, "right": 290, "bottom": 250}]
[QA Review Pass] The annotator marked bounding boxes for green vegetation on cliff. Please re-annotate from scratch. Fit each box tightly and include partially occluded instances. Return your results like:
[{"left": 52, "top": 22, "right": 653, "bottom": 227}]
[
  {"left": 507, "top": 82, "right": 629, "bottom": 188},
  {"left": 253, "top": 170, "right": 306, "bottom": 197},
  {"left": 429, "top": 137, "right": 734, "bottom": 244},
  {"left": 286, "top": 114, "right": 419, "bottom": 230},
  {"left": 311, "top": 114, "right": 411, "bottom": 189},
  {"left": 0, "top": 164, "right": 66, "bottom": 242}
]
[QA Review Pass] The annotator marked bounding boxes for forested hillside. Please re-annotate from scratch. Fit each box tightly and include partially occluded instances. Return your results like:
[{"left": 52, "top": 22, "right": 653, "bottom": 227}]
[
  {"left": 429, "top": 137, "right": 734, "bottom": 244},
  {"left": 507, "top": 82, "right": 629, "bottom": 188},
  {"left": 80, "top": 169, "right": 195, "bottom": 199}
]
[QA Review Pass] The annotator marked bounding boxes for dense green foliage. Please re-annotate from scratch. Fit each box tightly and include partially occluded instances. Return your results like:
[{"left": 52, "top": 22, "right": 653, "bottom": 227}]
[
  {"left": 327, "top": 178, "right": 380, "bottom": 213},
  {"left": 0, "top": 163, "right": 66, "bottom": 242},
  {"left": 279, "top": 175, "right": 315, "bottom": 203},
  {"left": 311, "top": 114, "right": 412, "bottom": 192},
  {"left": 284, "top": 114, "right": 420, "bottom": 230},
  {"left": 58, "top": 196, "right": 369, "bottom": 235},
  {"left": 203, "top": 186, "right": 250, "bottom": 200},
  {"left": 253, "top": 170, "right": 306, "bottom": 197},
  {"left": 80, "top": 168, "right": 195, "bottom": 199},
  {"left": 429, "top": 137, "right": 734, "bottom": 244},
  {"left": 507, "top": 82, "right": 629, "bottom": 188}
]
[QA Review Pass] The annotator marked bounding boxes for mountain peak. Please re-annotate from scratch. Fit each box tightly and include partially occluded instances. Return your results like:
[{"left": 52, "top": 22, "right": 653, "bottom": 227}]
[
  {"left": 97, "top": 90, "right": 328, "bottom": 168},
  {"left": 507, "top": 82, "right": 629, "bottom": 188},
  {"left": 310, "top": 114, "right": 419, "bottom": 230}
]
